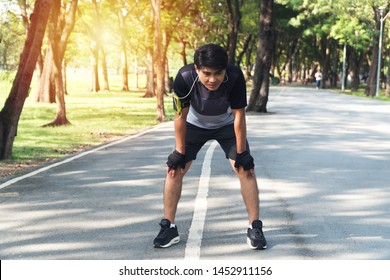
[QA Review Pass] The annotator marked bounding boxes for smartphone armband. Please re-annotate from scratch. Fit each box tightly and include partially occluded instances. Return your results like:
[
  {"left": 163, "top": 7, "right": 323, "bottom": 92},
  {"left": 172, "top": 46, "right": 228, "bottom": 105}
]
[{"left": 173, "top": 94, "right": 182, "bottom": 114}]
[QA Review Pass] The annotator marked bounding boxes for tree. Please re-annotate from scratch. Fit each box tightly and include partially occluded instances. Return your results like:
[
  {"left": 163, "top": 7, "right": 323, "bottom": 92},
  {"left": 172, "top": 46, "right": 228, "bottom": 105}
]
[
  {"left": 277, "top": 0, "right": 387, "bottom": 93},
  {"left": 330, "top": 10, "right": 371, "bottom": 91},
  {"left": 0, "top": 0, "right": 53, "bottom": 159},
  {"left": 43, "top": 0, "right": 77, "bottom": 126},
  {"left": 387, "top": 46, "right": 390, "bottom": 97},
  {"left": 226, "top": 0, "right": 242, "bottom": 65},
  {"left": 151, "top": 0, "right": 165, "bottom": 121},
  {"left": 35, "top": 0, "right": 77, "bottom": 104},
  {"left": 0, "top": 0, "right": 26, "bottom": 70},
  {"left": 114, "top": 0, "right": 130, "bottom": 91},
  {"left": 77, "top": 0, "right": 106, "bottom": 93},
  {"left": 145, "top": 0, "right": 201, "bottom": 118},
  {"left": 365, "top": 5, "right": 383, "bottom": 96},
  {"left": 247, "top": 0, "right": 276, "bottom": 112}
]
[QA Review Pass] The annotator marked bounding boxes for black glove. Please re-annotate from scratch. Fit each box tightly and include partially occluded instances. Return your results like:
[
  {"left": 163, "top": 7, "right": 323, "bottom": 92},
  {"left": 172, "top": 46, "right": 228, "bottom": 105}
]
[
  {"left": 234, "top": 151, "right": 254, "bottom": 171},
  {"left": 166, "top": 150, "right": 186, "bottom": 170}
]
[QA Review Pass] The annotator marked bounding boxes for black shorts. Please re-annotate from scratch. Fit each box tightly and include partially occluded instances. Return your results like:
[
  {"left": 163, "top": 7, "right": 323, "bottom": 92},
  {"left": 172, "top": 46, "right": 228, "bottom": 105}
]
[{"left": 182, "top": 122, "right": 250, "bottom": 163}]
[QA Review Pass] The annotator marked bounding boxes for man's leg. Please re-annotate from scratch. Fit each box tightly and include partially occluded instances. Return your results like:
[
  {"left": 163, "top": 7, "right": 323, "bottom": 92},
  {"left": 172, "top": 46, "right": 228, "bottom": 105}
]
[
  {"left": 163, "top": 161, "right": 192, "bottom": 223},
  {"left": 154, "top": 161, "right": 192, "bottom": 248},
  {"left": 229, "top": 159, "right": 259, "bottom": 224},
  {"left": 229, "top": 160, "right": 267, "bottom": 249}
]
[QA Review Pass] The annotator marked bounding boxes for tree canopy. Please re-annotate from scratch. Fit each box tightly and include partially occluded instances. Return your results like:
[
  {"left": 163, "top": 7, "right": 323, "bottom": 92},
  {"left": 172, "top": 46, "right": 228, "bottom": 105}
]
[{"left": 1, "top": 0, "right": 389, "bottom": 89}]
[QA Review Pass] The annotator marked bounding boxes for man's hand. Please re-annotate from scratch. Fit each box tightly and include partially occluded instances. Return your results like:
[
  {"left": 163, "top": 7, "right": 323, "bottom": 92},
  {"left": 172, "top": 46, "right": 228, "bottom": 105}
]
[
  {"left": 234, "top": 151, "right": 255, "bottom": 175},
  {"left": 166, "top": 150, "right": 186, "bottom": 176}
]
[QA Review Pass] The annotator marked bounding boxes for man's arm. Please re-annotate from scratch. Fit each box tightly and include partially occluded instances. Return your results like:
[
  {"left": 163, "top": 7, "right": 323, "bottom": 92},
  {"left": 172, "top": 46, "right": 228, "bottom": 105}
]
[
  {"left": 232, "top": 108, "right": 247, "bottom": 153},
  {"left": 232, "top": 108, "right": 255, "bottom": 176},
  {"left": 174, "top": 107, "right": 189, "bottom": 154},
  {"left": 166, "top": 107, "right": 189, "bottom": 176}
]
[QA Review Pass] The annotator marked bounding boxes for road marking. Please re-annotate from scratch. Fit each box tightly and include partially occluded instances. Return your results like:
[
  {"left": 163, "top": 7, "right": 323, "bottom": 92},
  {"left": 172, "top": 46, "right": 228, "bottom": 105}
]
[
  {"left": 184, "top": 140, "right": 217, "bottom": 260},
  {"left": 0, "top": 122, "right": 171, "bottom": 190}
]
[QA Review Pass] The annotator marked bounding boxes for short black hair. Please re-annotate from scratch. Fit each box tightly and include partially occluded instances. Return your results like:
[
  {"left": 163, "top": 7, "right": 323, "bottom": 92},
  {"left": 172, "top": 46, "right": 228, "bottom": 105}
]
[{"left": 194, "top": 44, "right": 228, "bottom": 70}]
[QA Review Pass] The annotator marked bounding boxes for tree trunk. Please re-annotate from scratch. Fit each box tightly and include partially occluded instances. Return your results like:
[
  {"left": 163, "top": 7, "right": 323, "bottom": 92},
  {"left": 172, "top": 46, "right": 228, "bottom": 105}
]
[
  {"left": 144, "top": 46, "right": 155, "bottom": 97},
  {"left": 0, "top": 0, "right": 53, "bottom": 159},
  {"left": 36, "top": 0, "right": 78, "bottom": 102},
  {"left": 101, "top": 47, "right": 110, "bottom": 92},
  {"left": 247, "top": 0, "right": 275, "bottom": 113},
  {"left": 180, "top": 38, "right": 188, "bottom": 65},
  {"left": 386, "top": 48, "right": 390, "bottom": 97},
  {"left": 349, "top": 46, "right": 362, "bottom": 91},
  {"left": 365, "top": 7, "right": 381, "bottom": 97},
  {"left": 226, "top": 0, "right": 241, "bottom": 65},
  {"left": 365, "top": 48, "right": 379, "bottom": 97},
  {"left": 244, "top": 40, "right": 255, "bottom": 80},
  {"left": 319, "top": 36, "right": 330, "bottom": 89},
  {"left": 236, "top": 34, "right": 252, "bottom": 67},
  {"left": 119, "top": 12, "right": 129, "bottom": 92},
  {"left": 90, "top": 43, "right": 100, "bottom": 92},
  {"left": 63, "top": 59, "right": 68, "bottom": 95},
  {"left": 44, "top": 0, "right": 71, "bottom": 126},
  {"left": 134, "top": 55, "right": 140, "bottom": 90},
  {"left": 18, "top": 0, "right": 44, "bottom": 97},
  {"left": 330, "top": 40, "right": 338, "bottom": 88},
  {"left": 163, "top": 31, "right": 172, "bottom": 93},
  {"left": 152, "top": 0, "right": 166, "bottom": 121},
  {"left": 161, "top": 27, "right": 175, "bottom": 94},
  {"left": 144, "top": 5, "right": 155, "bottom": 98},
  {"left": 90, "top": 0, "right": 101, "bottom": 92},
  {"left": 121, "top": 47, "right": 129, "bottom": 91},
  {"left": 36, "top": 46, "right": 56, "bottom": 103}
]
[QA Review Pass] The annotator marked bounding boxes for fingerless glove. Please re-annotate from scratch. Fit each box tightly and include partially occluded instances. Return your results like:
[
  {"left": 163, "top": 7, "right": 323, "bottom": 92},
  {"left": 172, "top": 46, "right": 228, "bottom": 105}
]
[
  {"left": 234, "top": 151, "right": 254, "bottom": 170},
  {"left": 166, "top": 150, "right": 186, "bottom": 170}
]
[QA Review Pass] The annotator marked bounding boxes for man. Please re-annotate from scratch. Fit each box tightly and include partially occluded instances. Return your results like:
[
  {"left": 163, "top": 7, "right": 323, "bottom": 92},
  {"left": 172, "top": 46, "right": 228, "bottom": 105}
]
[
  {"left": 315, "top": 68, "right": 322, "bottom": 89},
  {"left": 153, "top": 44, "right": 267, "bottom": 250}
]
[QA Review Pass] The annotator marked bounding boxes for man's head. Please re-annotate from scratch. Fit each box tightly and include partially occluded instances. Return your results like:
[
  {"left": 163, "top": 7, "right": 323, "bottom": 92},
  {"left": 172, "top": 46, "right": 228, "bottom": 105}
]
[
  {"left": 194, "top": 44, "right": 228, "bottom": 70},
  {"left": 194, "top": 44, "right": 228, "bottom": 91}
]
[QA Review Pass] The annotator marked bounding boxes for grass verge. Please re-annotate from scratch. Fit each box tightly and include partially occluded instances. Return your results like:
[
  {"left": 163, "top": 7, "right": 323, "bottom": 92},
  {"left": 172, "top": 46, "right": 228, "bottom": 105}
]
[{"left": 0, "top": 73, "right": 174, "bottom": 178}]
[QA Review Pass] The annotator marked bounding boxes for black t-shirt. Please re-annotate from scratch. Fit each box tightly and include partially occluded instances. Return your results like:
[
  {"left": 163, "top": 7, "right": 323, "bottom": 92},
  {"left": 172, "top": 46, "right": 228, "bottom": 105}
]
[{"left": 173, "top": 63, "right": 247, "bottom": 129}]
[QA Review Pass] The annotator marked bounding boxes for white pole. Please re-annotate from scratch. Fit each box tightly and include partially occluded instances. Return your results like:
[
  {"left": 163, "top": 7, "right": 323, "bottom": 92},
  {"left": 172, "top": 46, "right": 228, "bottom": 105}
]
[{"left": 376, "top": 14, "right": 384, "bottom": 98}]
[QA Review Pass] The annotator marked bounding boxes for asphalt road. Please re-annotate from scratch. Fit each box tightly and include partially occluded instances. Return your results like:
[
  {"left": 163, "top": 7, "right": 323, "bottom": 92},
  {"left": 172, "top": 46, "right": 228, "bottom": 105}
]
[{"left": 1, "top": 85, "right": 389, "bottom": 260}]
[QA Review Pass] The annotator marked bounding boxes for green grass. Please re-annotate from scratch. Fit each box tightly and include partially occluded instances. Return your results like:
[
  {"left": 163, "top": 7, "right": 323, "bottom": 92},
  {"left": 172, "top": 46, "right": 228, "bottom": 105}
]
[
  {"left": 337, "top": 86, "right": 390, "bottom": 102},
  {"left": 0, "top": 72, "right": 174, "bottom": 166}
]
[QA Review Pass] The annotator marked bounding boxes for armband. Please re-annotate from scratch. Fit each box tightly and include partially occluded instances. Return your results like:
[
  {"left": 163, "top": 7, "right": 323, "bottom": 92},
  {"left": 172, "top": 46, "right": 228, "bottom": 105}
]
[
  {"left": 172, "top": 94, "right": 190, "bottom": 115},
  {"left": 173, "top": 94, "right": 182, "bottom": 114}
]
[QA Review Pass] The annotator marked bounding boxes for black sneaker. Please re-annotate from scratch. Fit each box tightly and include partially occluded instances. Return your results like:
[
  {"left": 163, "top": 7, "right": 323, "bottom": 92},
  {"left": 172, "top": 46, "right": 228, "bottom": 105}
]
[
  {"left": 247, "top": 220, "right": 267, "bottom": 250},
  {"left": 153, "top": 219, "right": 180, "bottom": 248}
]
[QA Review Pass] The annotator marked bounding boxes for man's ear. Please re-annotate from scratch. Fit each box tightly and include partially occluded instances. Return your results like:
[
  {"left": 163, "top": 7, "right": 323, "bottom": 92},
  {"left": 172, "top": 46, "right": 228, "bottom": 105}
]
[{"left": 194, "top": 65, "right": 200, "bottom": 74}]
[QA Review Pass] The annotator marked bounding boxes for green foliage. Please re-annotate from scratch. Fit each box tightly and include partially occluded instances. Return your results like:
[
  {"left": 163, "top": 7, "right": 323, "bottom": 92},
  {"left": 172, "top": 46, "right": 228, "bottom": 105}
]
[{"left": 0, "top": 1, "right": 25, "bottom": 70}]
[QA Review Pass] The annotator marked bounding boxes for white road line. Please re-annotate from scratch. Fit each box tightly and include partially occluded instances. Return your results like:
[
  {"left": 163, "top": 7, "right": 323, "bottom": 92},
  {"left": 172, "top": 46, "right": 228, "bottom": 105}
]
[
  {"left": 184, "top": 140, "right": 217, "bottom": 260},
  {"left": 0, "top": 122, "right": 171, "bottom": 190}
]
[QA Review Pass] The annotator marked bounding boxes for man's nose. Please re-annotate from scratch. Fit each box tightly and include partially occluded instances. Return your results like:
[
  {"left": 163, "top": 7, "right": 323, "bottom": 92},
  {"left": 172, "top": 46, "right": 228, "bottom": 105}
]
[{"left": 209, "top": 75, "right": 216, "bottom": 82}]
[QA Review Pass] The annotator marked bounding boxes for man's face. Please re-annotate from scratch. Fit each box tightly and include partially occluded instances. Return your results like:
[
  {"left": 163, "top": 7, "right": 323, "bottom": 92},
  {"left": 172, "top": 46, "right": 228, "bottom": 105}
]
[{"left": 196, "top": 66, "right": 226, "bottom": 91}]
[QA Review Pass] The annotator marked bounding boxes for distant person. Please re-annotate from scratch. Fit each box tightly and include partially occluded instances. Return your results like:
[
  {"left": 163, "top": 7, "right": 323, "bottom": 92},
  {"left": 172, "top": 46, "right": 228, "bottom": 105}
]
[
  {"left": 315, "top": 69, "right": 322, "bottom": 89},
  {"left": 153, "top": 43, "right": 267, "bottom": 250}
]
